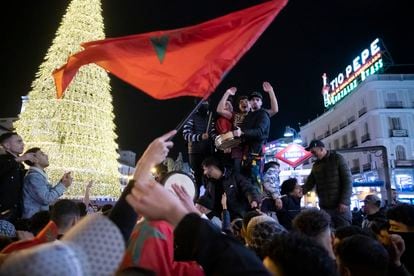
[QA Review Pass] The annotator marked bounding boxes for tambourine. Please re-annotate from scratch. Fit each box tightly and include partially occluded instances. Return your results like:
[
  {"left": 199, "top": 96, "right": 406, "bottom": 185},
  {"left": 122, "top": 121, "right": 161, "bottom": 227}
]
[
  {"left": 161, "top": 171, "right": 197, "bottom": 200},
  {"left": 215, "top": 131, "right": 241, "bottom": 151}
]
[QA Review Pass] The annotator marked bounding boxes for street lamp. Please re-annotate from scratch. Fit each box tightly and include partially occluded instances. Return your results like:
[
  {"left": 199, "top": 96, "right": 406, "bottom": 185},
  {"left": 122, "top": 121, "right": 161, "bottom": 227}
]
[{"left": 283, "top": 126, "right": 303, "bottom": 144}]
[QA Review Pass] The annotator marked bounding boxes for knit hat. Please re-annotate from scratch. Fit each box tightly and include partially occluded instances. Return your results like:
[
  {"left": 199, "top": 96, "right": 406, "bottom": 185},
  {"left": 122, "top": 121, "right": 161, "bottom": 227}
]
[
  {"left": 0, "top": 214, "right": 125, "bottom": 276},
  {"left": 0, "top": 220, "right": 16, "bottom": 237},
  {"left": 246, "top": 215, "right": 286, "bottom": 255}
]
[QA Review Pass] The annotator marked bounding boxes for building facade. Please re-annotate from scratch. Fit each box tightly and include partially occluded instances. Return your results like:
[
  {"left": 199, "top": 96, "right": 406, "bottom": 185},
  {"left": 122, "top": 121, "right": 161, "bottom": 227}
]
[{"left": 300, "top": 74, "right": 414, "bottom": 205}]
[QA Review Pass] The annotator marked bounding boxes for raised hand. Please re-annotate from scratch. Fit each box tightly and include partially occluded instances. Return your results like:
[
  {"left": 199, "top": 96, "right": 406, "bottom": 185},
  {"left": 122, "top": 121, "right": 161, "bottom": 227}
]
[
  {"left": 262, "top": 81, "right": 274, "bottom": 93},
  {"left": 61, "top": 172, "right": 73, "bottom": 188},
  {"left": 134, "top": 130, "right": 177, "bottom": 182},
  {"left": 226, "top": 87, "right": 237, "bottom": 96}
]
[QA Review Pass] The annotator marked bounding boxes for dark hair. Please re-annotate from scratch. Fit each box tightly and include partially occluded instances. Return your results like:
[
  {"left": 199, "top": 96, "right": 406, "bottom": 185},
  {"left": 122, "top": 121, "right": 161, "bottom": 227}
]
[
  {"left": 242, "top": 210, "right": 262, "bottom": 231},
  {"left": 386, "top": 204, "right": 414, "bottom": 227},
  {"left": 23, "top": 147, "right": 41, "bottom": 166},
  {"left": 292, "top": 208, "right": 331, "bottom": 237},
  {"left": 153, "top": 163, "right": 168, "bottom": 183},
  {"left": 29, "top": 210, "right": 51, "bottom": 236},
  {"left": 201, "top": 156, "right": 224, "bottom": 172},
  {"left": 77, "top": 202, "right": 87, "bottom": 217},
  {"left": 236, "top": 95, "right": 248, "bottom": 103},
  {"left": 51, "top": 199, "right": 80, "bottom": 229},
  {"left": 0, "top": 132, "right": 18, "bottom": 144},
  {"left": 334, "top": 225, "right": 371, "bottom": 241},
  {"left": 280, "top": 178, "right": 298, "bottom": 195},
  {"left": 335, "top": 234, "right": 389, "bottom": 276},
  {"left": 196, "top": 195, "right": 214, "bottom": 210},
  {"left": 231, "top": 218, "right": 243, "bottom": 232},
  {"left": 101, "top": 203, "right": 113, "bottom": 213},
  {"left": 265, "top": 233, "right": 338, "bottom": 276},
  {"left": 369, "top": 218, "right": 390, "bottom": 235},
  {"left": 263, "top": 161, "right": 280, "bottom": 174},
  {"left": 0, "top": 236, "right": 16, "bottom": 251},
  {"left": 231, "top": 218, "right": 243, "bottom": 240}
]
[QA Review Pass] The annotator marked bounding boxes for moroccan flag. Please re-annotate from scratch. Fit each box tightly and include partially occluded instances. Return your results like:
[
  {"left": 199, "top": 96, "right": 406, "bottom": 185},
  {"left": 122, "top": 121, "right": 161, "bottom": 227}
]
[{"left": 53, "top": 0, "right": 288, "bottom": 99}]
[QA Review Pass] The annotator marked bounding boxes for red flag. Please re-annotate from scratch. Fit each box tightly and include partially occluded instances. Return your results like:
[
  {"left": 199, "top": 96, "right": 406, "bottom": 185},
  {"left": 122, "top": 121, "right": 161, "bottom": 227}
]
[{"left": 53, "top": 0, "right": 288, "bottom": 99}]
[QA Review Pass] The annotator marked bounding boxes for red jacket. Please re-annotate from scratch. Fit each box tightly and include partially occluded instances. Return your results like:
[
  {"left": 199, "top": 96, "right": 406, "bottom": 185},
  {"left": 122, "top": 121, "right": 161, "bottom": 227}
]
[{"left": 120, "top": 219, "right": 204, "bottom": 276}]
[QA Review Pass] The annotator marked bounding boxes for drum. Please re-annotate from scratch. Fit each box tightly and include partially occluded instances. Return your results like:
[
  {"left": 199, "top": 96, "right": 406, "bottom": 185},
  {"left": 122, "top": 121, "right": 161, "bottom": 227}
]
[
  {"left": 161, "top": 171, "right": 197, "bottom": 200},
  {"left": 215, "top": 131, "right": 241, "bottom": 151}
]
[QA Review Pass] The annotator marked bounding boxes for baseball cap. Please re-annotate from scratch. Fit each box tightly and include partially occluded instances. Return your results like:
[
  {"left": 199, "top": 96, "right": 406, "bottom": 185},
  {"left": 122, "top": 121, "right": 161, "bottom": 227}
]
[
  {"left": 0, "top": 214, "right": 125, "bottom": 276},
  {"left": 361, "top": 194, "right": 381, "bottom": 206},
  {"left": 248, "top": 91, "right": 263, "bottom": 100},
  {"left": 305, "top": 139, "right": 325, "bottom": 151}
]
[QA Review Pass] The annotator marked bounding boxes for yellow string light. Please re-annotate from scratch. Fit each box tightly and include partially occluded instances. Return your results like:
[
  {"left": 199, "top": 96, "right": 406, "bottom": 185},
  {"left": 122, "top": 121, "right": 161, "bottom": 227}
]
[{"left": 15, "top": 0, "right": 121, "bottom": 197}]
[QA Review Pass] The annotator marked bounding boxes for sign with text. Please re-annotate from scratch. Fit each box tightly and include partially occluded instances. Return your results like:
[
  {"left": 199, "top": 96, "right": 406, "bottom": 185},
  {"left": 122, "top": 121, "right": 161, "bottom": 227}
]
[
  {"left": 275, "top": 144, "right": 312, "bottom": 168},
  {"left": 322, "top": 38, "right": 385, "bottom": 109}
]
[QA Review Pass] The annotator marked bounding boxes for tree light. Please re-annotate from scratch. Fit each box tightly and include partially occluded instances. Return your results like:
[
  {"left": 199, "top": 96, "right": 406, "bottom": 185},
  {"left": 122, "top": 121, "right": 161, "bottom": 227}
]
[{"left": 15, "top": 0, "right": 120, "bottom": 197}]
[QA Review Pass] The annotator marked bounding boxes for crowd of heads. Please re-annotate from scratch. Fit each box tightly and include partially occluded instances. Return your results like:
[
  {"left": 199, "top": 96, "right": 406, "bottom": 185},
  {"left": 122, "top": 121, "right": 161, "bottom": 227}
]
[{"left": 1, "top": 97, "right": 414, "bottom": 275}]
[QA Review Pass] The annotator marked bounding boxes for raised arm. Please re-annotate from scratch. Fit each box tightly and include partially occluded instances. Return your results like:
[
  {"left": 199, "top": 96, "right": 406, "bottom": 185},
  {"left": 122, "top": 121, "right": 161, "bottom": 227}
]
[
  {"left": 216, "top": 87, "right": 237, "bottom": 120},
  {"left": 134, "top": 130, "right": 177, "bottom": 184},
  {"left": 262, "top": 81, "right": 279, "bottom": 117},
  {"left": 110, "top": 130, "right": 177, "bottom": 242},
  {"left": 83, "top": 180, "right": 93, "bottom": 207}
]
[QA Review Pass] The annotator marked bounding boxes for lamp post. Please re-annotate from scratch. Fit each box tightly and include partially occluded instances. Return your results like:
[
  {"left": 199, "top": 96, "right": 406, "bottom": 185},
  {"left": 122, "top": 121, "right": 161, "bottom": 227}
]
[{"left": 283, "top": 126, "right": 303, "bottom": 144}]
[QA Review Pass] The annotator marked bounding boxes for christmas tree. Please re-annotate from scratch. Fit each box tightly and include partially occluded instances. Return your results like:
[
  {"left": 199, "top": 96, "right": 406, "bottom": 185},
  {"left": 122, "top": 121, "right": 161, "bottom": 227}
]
[{"left": 15, "top": 0, "right": 121, "bottom": 198}]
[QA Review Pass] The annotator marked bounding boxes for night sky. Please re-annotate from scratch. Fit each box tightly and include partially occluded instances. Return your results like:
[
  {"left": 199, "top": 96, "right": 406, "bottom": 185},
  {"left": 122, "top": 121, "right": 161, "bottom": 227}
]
[{"left": 1, "top": 0, "right": 412, "bottom": 159}]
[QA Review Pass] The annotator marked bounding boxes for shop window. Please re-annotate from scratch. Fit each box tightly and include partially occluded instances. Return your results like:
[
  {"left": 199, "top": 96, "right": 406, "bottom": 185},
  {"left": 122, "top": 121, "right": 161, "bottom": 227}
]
[{"left": 396, "top": 145, "right": 406, "bottom": 160}]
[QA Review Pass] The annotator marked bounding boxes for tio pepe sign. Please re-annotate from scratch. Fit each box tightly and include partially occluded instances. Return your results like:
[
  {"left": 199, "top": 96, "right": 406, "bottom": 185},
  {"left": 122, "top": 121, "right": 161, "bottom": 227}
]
[{"left": 322, "top": 38, "right": 384, "bottom": 108}]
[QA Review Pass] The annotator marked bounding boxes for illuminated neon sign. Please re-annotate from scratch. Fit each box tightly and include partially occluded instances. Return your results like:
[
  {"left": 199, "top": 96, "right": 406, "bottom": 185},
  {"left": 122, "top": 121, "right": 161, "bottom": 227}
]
[
  {"left": 275, "top": 144, "right": 312, "bottom": 168},
  {"left": 322, "top": 38, "right": 384, "bottom": 108}
]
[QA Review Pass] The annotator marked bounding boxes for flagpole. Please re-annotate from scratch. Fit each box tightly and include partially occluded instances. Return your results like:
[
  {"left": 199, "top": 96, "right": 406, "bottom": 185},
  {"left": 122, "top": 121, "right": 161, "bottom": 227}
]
[{"left": 171, "top": 95, "right": 210, "bottom": 140}]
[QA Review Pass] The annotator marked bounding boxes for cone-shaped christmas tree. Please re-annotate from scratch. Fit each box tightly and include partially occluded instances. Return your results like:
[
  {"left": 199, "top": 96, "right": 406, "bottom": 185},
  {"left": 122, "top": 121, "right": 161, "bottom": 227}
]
[{"left": 15, "top": 0, "right": 120, "bottom": 198}]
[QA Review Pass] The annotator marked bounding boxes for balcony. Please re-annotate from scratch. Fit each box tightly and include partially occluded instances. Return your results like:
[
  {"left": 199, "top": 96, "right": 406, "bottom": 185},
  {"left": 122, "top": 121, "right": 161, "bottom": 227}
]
[
  {"left": 339, "top": 122, "right": 347, "bottom": 129},
  {"left": 324, "top": 131, "right": 331, "bottom": 138},
  {"left": 349, "top": 140, "right": 358, "bottom": 148},
  {"left": 347, "top": 116, "right": 355, "bottom": 124},
  {"left": 332, "top": 126, "right": 339, "bottom": 134},
  {"left": 350, "top": 166, "right": 360, "bottom": 174},
  {"left": 395, "top": 160, "right": 414, "bottom": 167},
  {"left": 358, "top": 107, "right": 367, "bottom": 117},
  {"left": 361, "top": 133, "right": 370, "bottom": 143},
  {"left": 385, "top": 101, "right": 403, "bottom": 108},
  {"left": 390, "top": 129, "right": 408, "bottom": 137},
  {"left": 362, "top": 163, "right": 371, "bottom": 172}
]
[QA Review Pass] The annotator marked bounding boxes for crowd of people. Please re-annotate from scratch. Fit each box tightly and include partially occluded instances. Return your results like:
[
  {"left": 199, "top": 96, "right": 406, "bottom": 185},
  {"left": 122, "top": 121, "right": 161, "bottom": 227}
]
[{"left": 0, "top": 83, "right": 413, "bottom": 275}]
